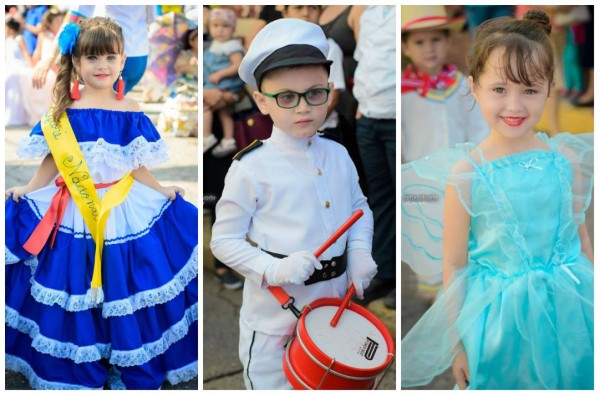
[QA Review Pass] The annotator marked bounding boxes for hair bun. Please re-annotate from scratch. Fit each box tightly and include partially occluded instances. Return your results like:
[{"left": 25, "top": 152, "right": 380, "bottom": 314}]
[{"left": 524, "top": 9, "right": 551, "bottom": 35}]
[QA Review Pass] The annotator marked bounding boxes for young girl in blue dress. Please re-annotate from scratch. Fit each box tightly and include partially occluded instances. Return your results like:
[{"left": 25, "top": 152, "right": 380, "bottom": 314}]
[
  {"left": 5, "top": 17, "right": 198, "bottom": 390},
  {"left": 401, "top": 10, "right": 593, "bottom": 390}
]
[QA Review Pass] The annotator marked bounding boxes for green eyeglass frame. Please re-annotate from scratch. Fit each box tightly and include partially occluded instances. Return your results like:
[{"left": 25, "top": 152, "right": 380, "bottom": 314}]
[{"left": 261, "top": 87, "right": 331, "bottom": 109}]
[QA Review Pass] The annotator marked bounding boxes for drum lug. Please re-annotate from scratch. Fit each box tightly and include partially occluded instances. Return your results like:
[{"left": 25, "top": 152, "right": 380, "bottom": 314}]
[
  {"left": 373, "top": 353, "right": 396, "bottom": 390},
  {"left": 316, "top": 358, "right": 336, "bottom": 390}
]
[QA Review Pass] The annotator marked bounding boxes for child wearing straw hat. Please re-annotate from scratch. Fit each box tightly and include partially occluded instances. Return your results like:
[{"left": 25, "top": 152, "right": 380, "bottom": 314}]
[
  {"left": 210, "top": 18, "right": 376, "bottom": 389},
  {"left": 401, "top": 5, "right": 489, "bottom": 303}
]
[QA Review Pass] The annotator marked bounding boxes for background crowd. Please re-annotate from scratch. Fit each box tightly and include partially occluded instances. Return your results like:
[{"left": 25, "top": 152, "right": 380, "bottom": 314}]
[{"left": 5, "top": 4, "right": 199, "bottom": 138}]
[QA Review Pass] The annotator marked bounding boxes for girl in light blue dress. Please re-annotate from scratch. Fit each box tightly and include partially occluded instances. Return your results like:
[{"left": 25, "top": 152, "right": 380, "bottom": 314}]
[{"left": 401, "top": 10, "right": 593, "bottom": 390}]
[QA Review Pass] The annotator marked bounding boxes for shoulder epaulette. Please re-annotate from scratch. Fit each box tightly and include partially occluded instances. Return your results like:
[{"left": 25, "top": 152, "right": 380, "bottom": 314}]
[
  {"left": 318, "top": 130, "right": 342, "bottom": 144},
  {"left": 233, "top": 139, "right": 263, "bottom": 161}
]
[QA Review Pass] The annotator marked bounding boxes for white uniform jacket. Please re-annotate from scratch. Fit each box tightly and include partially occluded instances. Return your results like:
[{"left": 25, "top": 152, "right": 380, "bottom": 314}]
[{"left": 211, "top": 126, "right": 373, "bottom": 335}]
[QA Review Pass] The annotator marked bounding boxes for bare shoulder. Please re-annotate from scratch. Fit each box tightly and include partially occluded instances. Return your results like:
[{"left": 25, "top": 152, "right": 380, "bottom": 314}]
[{"left": 121, "top": 97, "right": 142, "bottom": 112}]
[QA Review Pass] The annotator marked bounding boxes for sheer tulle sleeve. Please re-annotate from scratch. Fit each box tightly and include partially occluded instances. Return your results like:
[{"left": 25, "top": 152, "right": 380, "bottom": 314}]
[
  {"left": 549, "top": 132, "right": 593, "bottom": 225},
  {"left": 401, "top": 144, "right": 500, "bottom": 276}
]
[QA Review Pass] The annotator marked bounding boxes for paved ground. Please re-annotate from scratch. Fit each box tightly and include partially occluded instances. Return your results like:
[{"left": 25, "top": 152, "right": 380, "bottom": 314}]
[
  {"left": 202, "top": 215, "right": 397, "bottom": 390},
  {"left": 4, "top": 87, "right": 199, "bottom": 390}
]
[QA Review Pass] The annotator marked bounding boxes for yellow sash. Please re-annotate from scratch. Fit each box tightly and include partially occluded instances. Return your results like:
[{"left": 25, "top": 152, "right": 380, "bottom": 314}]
[{"left": 41, "top": 109, "right": 134, "bottom": 303}]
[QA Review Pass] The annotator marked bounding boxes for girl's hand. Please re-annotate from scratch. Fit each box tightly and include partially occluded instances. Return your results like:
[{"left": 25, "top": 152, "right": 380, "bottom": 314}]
[
  {"left": 208, "top": 72, "right": 222, "bottom": 84},
  {"left": 32, "top": 58, "right": 53, "bottom": 89},
  {"left": 159, "top": 185, "right": 185, "bottom": 201},
  {"left": 5, "top": 185, "right": 34, "bottom": 202},
  {"left": 452, "top": 350, "right": 470, "bottom": 390}
]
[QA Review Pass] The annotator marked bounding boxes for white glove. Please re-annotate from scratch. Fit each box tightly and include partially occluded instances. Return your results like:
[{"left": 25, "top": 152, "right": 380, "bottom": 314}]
[
  {"left": 347, "top": 249, "right": 378, "bottom": 299},
  {"left": 264, "top": 251, "right": 323, "bottom": 286}
]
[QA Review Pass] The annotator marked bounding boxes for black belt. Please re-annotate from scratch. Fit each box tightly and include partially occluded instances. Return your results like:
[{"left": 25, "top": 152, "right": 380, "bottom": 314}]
[{"left": 262, "top": 250, "right": 347, "bottom": 286}]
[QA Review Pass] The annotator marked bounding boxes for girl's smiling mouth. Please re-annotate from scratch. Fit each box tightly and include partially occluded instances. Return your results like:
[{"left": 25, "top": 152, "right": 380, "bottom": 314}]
[{"left": 501, "top": 116, "right": 525, "bottom": 127}]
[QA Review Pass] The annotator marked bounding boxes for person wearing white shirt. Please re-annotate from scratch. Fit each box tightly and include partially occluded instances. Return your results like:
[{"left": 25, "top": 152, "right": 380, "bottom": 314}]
[
  {"left": 211, "top": 19, "right": 376, "bottom": 389},
  {"left": 352, "top": 5, "right": 396, "bottom": 307}
]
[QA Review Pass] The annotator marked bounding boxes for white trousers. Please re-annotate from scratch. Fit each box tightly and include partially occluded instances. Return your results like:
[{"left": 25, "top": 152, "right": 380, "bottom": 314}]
[{"left": 239, "top": 322, "right": 293, "bottom": 390}]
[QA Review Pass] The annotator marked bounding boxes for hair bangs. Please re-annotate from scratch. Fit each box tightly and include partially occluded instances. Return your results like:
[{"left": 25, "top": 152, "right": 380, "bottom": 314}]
[
  {"left": 499, "top": 36, "right": 552, "bottom": 87},
  {"left": 75, "top": 26, "right": 124, "bottom": 56}
]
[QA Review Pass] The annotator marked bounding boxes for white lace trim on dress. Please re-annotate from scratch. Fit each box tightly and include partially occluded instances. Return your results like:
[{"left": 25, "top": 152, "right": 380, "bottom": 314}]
[
  {"left": 110, "top": 302, "right": 198, "bottom": 367},
  {"left": 166, "top": 360, "right": 199, "bottom": 385},
  {"left": 5, "top": 246, "right": 21, "bottom": 264},
  {"left": 6, "top": 303, "right": 198, "bottom": 366},
  {"left": 5, "top": 249, "right": 38, "bottom": 273},
  {"left": 106, "top": 360, "right": 198, "bottom": 389},
  {"left": 18, "top": 135, "right": 169, "bottom": 170},
  {"left": 5, "top": 354, "right": 102, "bottom": 390},
  {"left": 29, "top": 245, "right": 198, "bottom": 314}
]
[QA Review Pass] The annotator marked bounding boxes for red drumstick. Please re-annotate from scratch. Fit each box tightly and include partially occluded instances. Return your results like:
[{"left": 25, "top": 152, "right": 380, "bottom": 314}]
[
  {"left": 310, "top": 209, "right": 364, "bottom": 328},
  {"left": 314, "top": 209, "right": 363, "bottom": 258},
  {"left": 268, "top": 210, "right": 364, "bottom": 319},
  {"left": 330, "top": 284, "right": 356, "bottom": 327}
]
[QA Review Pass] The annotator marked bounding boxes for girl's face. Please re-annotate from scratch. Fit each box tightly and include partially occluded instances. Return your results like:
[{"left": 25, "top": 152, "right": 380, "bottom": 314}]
[
  {"left": 188, "top": 30, "right": 198, "bottom": 52},
  {"left": 209, "top": 16, "right": 234, "bottom": 42},
  {"left": 5, "top": 25, "right": 17, "bottom": 37},
  {"left": 401, "top": 30, "right": 450, "bottom": 76},
  {"left": 470, "top": 48, "right": 549, "bottom": 140},
  {"left": 49, "top": 16, "right": 63, "bottom": 35},
  {"left": 74, "top": 51, "right": 126, "bottom": 92}
]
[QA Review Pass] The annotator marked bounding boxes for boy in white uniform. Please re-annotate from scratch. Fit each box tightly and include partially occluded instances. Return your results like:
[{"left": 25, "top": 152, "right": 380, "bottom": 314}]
[{"left": 210, "top": 18, "right": 377, "bottom": 390}]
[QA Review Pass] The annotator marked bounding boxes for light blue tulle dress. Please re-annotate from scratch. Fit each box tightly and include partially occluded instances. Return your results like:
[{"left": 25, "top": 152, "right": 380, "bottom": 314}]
[
  {"left": 5, "top": 109, "right": 198, "bottom": 389},
  {"left": 401, "top": 132, "right": 594, "bottom": 390}
]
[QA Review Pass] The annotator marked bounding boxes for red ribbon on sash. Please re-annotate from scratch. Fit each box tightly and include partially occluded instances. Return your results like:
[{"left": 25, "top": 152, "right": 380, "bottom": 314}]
[{"left": 23, "top": 176, "right": 119, "bottom": 255}]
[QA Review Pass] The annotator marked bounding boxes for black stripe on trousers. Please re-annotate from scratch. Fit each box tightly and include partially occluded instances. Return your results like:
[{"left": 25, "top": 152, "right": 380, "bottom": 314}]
[{"left": 246, "top": 331, "right": 256, "bottom": 390}]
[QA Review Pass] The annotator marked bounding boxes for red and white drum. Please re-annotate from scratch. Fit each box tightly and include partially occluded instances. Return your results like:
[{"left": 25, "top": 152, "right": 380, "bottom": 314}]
[{"left": 283, "top": 297, "right": 395, "bottom": 390}]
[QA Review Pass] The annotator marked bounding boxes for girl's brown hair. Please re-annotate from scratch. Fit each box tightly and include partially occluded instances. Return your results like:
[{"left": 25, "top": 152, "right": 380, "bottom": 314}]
[
  {"left": 41, "top": 8, "right": 64, "bottom": 32},
  {"left": 467, "top": 9, "right": 554, "bottom": 92},
  {"left": 52, "top": 17, "right": 124, "bottom": 123}
]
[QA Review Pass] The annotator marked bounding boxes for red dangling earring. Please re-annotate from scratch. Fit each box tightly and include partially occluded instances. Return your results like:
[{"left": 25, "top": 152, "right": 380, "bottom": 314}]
[
  {"left": 116, "top": 72, "right": 125, "bottom": 100},
  {"left": 71, "top": 74, "right": 81, "bottom": 100}
]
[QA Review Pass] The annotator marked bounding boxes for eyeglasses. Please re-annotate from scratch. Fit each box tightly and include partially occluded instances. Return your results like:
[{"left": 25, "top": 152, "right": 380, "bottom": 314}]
[{"left": 261, "top": 87, "right": 331, "bottom": 109}]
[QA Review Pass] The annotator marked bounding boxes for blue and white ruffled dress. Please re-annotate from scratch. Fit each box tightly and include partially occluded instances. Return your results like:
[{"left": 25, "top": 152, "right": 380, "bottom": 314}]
[{"left": 5, "top": 109, "right": 198, "bottom": 390}]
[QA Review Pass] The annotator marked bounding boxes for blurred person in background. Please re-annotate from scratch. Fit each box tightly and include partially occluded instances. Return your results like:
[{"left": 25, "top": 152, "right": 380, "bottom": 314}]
[
  {"left": 352, "top": 5, "right": 396, "bottom": 309},
  {"left": 401, "top": 5, "right": 489, "bottom": 305}
]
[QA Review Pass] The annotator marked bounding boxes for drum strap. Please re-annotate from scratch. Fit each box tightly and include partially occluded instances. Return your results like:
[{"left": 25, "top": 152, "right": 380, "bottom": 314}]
[
  {"left": 262, "top": 249, "right": 347, "bottom": 285},
  {"left": 268, "top": 285, "right": 302, "bottom": 318},
  {"left": 265, "top": 209, "right": 364, "bottom": 320}
]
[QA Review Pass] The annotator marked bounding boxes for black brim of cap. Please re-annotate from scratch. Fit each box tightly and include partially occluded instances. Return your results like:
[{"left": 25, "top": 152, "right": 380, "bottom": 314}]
[{"left": 254, "top": 44, "right": 333, "bottom": 89}]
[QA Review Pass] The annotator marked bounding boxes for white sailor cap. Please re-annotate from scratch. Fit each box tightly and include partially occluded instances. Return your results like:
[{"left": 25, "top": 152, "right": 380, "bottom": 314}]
[{"left": 238, "top": 18, "right": 333, "bottom": 90}]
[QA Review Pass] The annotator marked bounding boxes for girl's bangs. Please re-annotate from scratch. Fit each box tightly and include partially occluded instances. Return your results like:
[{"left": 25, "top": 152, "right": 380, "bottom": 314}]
[
  {"left": 499, "top": 38, "right": 551, "bottom": 87},
  {"left": 77, "top": 27, "right": 124, "bottom": 56}
]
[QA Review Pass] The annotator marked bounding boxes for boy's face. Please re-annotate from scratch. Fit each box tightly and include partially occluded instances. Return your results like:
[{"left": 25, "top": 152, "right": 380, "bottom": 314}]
[
  {"left": 253, "top": 65, "right": 331, "bottom": 138},
  {"left": 282, "top": 6, "right": 321, "bottom": 24},
  {"left": 401, "top": 30, "right": 450, "bottom": 76}
]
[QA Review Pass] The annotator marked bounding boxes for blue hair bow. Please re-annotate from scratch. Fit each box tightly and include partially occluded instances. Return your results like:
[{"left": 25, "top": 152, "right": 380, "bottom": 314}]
[{"left": 58, "top": 23, "right": 80, "bottom": 55}]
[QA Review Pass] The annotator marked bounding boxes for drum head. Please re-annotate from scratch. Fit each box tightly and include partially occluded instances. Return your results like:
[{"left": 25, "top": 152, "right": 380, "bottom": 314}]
[{"left": 303, "top": 305, "right": 388, "bottom": 369}]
